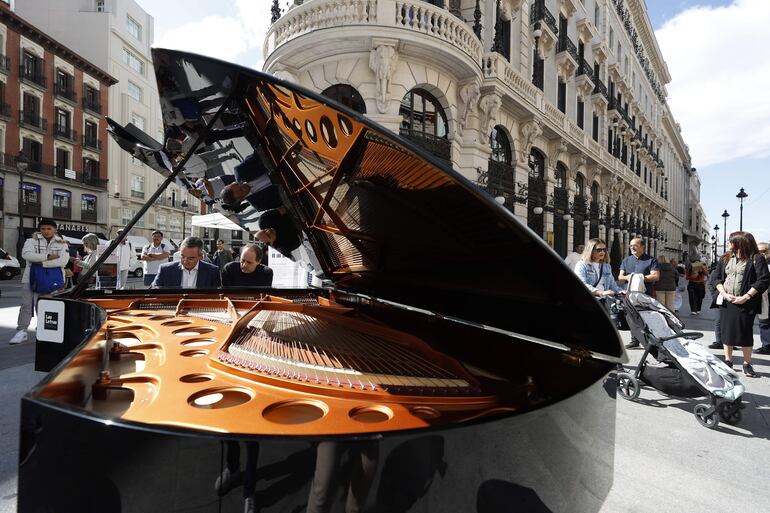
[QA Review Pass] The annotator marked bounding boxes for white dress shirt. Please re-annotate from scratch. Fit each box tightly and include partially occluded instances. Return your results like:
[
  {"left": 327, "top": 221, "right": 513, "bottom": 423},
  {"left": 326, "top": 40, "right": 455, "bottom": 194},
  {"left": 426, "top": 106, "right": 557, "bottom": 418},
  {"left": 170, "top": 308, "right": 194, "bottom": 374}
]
[{"left": 181, "top": 262, "right": 199, "bottom": 288}]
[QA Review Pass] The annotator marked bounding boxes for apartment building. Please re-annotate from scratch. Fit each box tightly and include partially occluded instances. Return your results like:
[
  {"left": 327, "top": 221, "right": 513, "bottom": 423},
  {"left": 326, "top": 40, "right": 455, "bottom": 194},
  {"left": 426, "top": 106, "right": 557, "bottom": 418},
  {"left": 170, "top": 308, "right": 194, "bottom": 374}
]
[
  {"left": 0, "top": 4, "right": 115, "bottom": 256},
  {"left": 264, "top": 0, "right": 701, "bottom": 261},
  {"left": 16, "top": 0, "right": 203, "bottom": 245}
]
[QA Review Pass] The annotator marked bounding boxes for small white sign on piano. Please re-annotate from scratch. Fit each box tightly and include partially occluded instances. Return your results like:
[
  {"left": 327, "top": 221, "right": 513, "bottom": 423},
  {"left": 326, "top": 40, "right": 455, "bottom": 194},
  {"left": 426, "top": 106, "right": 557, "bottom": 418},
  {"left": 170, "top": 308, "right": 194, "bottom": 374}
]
[{"left": 36, "top": 299, "right": 66, "bottom": 344}]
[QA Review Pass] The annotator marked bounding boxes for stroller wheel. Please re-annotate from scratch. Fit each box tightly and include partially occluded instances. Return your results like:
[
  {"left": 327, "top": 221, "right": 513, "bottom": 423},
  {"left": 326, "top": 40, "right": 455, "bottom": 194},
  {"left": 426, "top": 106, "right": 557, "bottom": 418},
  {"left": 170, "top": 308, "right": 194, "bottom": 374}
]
[
  {"left": 616, "top": 372, "right": 640, "bottom": 400},
  {"left": 717, "top": 401, "right": 743, "bottom": 425},
  {"left": 693, "top": 404, "right": 719, "bottom": 429}
]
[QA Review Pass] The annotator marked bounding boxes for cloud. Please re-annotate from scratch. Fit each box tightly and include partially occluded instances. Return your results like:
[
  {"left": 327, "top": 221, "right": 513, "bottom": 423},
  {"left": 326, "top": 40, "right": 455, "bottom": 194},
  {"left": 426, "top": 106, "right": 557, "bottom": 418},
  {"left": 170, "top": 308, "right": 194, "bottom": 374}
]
[
  {"left": 154, "top": 2, "right": 272, "bottom": 68},
  {"left": 656, "top": 0, "right": 770, "bottom": 168}
]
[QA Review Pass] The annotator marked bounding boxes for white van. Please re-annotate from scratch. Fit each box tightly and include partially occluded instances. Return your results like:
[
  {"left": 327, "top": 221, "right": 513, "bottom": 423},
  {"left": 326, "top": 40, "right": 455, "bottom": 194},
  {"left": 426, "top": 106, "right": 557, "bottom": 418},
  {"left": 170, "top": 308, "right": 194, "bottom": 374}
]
[{"left": 0, "top": 247, "right": 21, "bottom": 279}]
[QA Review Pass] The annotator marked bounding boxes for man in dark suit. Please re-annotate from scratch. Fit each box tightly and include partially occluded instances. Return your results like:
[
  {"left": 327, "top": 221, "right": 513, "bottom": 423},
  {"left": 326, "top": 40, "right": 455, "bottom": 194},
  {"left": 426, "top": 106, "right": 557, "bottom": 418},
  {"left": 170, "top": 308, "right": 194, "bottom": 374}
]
[
  {"left": 152, "top": 236, "right": 221, "bottom": 288},
  {"left": 219, "top": 153, "right": 282, "bottom": 211},
  {"left": 221, "top": 244, "right": 273, "bottom": 287}
]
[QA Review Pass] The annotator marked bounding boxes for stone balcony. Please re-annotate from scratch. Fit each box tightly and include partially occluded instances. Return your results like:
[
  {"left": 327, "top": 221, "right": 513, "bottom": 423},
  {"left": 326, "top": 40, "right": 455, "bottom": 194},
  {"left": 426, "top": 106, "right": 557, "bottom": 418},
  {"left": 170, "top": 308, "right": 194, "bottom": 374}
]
[{"left": 265, "top": 0, "right": 481, "bottom": 77}]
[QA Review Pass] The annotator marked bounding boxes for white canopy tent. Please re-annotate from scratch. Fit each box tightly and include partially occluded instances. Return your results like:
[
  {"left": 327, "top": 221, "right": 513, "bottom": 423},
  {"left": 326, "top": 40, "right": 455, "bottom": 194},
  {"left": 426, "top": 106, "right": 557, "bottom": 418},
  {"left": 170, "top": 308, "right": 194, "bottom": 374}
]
[{"left": 191, "top": 213, "right": 246, "bottom": 232}]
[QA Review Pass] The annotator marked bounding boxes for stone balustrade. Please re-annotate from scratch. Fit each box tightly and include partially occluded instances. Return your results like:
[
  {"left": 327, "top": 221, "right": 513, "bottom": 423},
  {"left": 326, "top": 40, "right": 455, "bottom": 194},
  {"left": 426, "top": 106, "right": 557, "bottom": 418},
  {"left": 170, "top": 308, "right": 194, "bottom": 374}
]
[
  {"left": 267, "top": 0, "right": 378, "bottom": 54},
  {"left": 394, "top": 1, "right": 481, "bottom": 62}
]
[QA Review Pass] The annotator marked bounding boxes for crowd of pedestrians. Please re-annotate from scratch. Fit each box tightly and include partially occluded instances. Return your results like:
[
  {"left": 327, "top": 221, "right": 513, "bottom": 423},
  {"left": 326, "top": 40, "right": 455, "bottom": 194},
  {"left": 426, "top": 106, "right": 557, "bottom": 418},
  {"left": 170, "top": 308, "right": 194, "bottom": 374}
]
[
  {"left": 7, "top": 225, "right": 276, "bottom": 345},
  {"left": 568, "top": 231, "right": 770, "bottom": 377}
]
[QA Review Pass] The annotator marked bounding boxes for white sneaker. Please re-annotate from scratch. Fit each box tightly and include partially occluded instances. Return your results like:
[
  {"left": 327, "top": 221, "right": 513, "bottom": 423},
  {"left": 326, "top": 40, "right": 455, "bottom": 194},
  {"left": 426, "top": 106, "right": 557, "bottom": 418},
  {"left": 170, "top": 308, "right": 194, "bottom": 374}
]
[{"left": 9, "top": 331, "right": 28, "bottom": 345}]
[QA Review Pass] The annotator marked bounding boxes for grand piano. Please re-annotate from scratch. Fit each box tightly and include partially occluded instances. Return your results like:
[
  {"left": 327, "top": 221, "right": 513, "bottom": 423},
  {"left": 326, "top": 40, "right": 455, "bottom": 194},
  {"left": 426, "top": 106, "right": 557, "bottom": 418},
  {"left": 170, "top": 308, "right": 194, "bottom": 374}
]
[{"left": 17, "top": 49, "right": 625, "bottom": 513}]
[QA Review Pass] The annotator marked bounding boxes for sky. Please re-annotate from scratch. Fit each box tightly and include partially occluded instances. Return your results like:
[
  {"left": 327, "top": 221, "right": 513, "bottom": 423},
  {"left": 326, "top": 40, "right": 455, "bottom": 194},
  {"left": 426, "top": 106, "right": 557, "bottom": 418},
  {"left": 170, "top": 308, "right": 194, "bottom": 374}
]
[{"left": 136, "top": 0, "right": 770, "bottom": 245}]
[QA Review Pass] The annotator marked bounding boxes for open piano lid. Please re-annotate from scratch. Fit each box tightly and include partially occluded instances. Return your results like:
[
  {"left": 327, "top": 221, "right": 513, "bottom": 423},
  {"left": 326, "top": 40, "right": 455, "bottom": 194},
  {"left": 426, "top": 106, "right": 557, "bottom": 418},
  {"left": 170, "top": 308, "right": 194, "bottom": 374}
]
[{"left": 114, "top": 48, "right": 623, "bottom": 361}]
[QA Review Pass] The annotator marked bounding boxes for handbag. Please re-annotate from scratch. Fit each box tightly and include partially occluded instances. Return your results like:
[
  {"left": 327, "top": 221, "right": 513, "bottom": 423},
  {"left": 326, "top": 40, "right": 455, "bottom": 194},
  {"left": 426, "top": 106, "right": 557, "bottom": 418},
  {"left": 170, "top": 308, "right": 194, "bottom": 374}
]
[{"left": 29, "top": 263, "right": 64, "bottom": 294}]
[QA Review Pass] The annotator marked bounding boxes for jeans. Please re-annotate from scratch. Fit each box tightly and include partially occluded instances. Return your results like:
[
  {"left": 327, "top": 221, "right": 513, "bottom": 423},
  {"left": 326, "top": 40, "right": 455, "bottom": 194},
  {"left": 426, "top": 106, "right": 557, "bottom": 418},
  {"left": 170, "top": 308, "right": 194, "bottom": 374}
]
[
  {"left": 16, "top": 285, "right": 38, "bottom": 331},
  {"left": 760, "top": 317, "right": 770, "bottom": 349}
]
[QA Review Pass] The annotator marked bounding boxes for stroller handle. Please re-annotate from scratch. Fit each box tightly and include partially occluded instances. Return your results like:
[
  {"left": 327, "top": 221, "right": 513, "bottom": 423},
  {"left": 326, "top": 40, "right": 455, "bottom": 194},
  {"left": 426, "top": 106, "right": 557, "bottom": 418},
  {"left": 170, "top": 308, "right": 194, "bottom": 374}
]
[{"left": 659, "top": 332, "right": 704, "bottom": 342}]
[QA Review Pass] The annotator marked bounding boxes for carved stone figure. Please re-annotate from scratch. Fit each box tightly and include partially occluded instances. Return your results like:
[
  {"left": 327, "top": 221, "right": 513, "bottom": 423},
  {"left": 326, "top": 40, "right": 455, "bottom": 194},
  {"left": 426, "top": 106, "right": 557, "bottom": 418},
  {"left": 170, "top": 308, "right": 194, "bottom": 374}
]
[
  {"left": 272, "top": 69, "right": 297, "bottom": 84},
  {"left": 478, "top": 94, "right": 501, "bottom": 144},
  {"left": 457, "top": 82, "right": 480, "bottom": 135},
  {"left": 519, "top": 119, "right": 542, "bottom": 162},
  {"left": 369, "top": 44, "right": 399, "bottom": 114}
]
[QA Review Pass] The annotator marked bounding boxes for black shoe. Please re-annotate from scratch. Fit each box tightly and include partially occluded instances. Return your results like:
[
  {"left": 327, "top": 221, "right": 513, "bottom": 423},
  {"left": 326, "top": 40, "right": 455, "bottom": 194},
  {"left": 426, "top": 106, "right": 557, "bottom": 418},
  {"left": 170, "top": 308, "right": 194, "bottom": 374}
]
[
  {"left": 754, "top": 346, "right": 770, "bottom": 355},
  {"left": 708, "top": 342, "right": 722, "bottom": 349},
  {"left": 743, "top": 364, "right": 758, "bottom": 378},
  {"left": 215, "top": 468, "right": 243, "bottom": 496},
  {"left": 625, "top": 339, "right": 640, "bottom": 349},
  {"left": 724, "top": 359, "right": 733, "bottom": 369}
]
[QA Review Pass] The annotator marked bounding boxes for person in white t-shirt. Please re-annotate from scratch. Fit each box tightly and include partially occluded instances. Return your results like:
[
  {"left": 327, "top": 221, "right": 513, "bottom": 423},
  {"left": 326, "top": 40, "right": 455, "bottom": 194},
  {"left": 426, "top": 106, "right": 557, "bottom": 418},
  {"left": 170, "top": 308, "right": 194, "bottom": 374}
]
[
  {"left": 564, "top": 243, "right": 585, "bottom": 270},
  {"left": 114, "top": 229, "right": 133, "bottom": 289},
  {"left": 140, "top": 230, "right": 170, "bottom": 287}
]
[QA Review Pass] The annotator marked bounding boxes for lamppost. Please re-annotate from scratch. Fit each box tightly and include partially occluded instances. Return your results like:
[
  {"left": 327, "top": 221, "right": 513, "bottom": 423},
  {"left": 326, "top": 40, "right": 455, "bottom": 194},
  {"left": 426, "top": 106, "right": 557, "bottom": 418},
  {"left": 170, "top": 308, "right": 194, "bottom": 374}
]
[
  {"left": 15, "top": 151, "right": 30, "bottom": 262},
  {"left": 721, "top": 210, "right": 729, "bottom": 253},
  {"left": 736, "top": 187, "right": 748, "bottom": 231},
  {"left": 711, "top": 235, "right": 717, "bottom": 263},
  {"left": 181, "top": 200, "right": 188, "bottom": 240},
  {"left": 713, "top": 224, "right": 719, "bottom": 259},
  {"left": 532, "top": 22, "right": 542, "bottom": 86}
]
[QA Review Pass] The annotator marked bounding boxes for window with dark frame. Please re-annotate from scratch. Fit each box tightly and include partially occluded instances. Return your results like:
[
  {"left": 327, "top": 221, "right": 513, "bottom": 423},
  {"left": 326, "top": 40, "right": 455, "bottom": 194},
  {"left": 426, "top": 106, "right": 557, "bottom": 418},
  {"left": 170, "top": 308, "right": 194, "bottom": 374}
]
[
  {"left": 81, "top": 194, "right": 97, "bottom": 221},
  {"left": 320, "top": 84, "right": 367, "bottom": 114},
  {"left": 53, "top": 189, "right": 72, "bottom": 218},
  {"left": 489, "top": 126, "right": 512, "bottom": 164},
  {"left": 577, "top": 99, "right": 584, "bottom": 129},
  {"left": 557, "top": 81, "right": 566, "bottom": 113}
]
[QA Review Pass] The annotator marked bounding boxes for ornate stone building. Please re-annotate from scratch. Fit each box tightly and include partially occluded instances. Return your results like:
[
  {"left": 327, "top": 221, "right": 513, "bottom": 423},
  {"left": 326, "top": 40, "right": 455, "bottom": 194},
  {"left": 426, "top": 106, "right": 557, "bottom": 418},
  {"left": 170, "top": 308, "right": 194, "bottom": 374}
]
[{"left": 264, "top": 0, "right": 701, "bottom": 260}]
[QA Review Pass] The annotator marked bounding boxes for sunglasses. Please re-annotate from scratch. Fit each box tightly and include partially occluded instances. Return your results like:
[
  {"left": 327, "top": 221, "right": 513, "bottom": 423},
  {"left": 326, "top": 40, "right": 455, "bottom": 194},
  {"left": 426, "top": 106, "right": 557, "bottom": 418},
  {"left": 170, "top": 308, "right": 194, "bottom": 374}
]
[{"left": 593, "top": 247, "right": 607, "bottom": 252}]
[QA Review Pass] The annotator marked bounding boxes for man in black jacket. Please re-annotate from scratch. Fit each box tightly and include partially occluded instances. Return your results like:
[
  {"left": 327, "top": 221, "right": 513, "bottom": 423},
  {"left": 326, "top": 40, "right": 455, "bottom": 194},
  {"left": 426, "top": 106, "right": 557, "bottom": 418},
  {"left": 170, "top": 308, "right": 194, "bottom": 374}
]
[{"left": 221, "top": 244, "right": 273, "bottom": 287}]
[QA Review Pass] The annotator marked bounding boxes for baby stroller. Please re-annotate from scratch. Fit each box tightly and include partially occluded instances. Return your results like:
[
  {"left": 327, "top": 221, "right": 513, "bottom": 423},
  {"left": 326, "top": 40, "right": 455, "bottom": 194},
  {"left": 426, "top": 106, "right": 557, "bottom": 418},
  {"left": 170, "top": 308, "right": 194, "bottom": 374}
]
[{"left": 616, "top": 291, "right": 745, "bottom": 429}]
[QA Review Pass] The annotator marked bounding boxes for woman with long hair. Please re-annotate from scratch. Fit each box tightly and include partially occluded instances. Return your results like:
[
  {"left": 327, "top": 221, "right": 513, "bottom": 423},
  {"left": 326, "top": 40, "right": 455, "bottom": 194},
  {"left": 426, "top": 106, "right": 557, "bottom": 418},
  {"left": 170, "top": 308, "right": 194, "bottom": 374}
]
[
  {"left": 575, "top": 238, "right": 623, "bottom": 297},
  {"left": 712, "top": 231, "right": 770, "bottom": 377},
  {"left": 686, "top": 258, "right": 708, "bottom": 314}
]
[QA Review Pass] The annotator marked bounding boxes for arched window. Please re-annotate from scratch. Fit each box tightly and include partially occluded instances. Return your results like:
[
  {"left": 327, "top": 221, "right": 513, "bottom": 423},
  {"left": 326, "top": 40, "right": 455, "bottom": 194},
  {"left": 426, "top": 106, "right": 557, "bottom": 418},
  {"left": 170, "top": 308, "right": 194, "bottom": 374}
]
[
  {"left": 591, "top": 181, "right": 599, "bottom": 201},
  {"left": 399, "top": 88, "right": 449, "bottom": 159},
  {"left": 528, "top": 148, "right": 545, "bottom": 179},
  {"left": 575, "top": 173, "right": 585, "bottom": 197},
  {"left": 321, "top": 84, "right": 366, "bottom": 114},
  {"left": 399, "top": 89, "right": 447, "bottom": 139},
  {"left": 555, "top": 162, "right": 567, "bottom": 189},
  {"left": 489, "top": 125, "right": 512, "bottom": 164}
]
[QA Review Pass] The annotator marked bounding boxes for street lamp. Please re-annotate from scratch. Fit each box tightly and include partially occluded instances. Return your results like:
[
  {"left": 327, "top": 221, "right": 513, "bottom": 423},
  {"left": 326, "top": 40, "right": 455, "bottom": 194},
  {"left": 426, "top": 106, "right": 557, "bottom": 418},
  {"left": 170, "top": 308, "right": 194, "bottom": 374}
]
[
  {"left": 15, "top": 151, "right": 30, "bottom": 262},
  {"left": 711, "top": 235, "right": 717, "bottom": 263},
  {"left": 713, "top": 224, "right": 719, "bottom": 258},
  {"left": 181, "top": 200, "right": 188, "bottom": 240},
  {"left": 736, "top": 187, "right": 748, "bottom": 231},
  {"left": 721, "top": 210, "right": 729, "bottom": 253}
]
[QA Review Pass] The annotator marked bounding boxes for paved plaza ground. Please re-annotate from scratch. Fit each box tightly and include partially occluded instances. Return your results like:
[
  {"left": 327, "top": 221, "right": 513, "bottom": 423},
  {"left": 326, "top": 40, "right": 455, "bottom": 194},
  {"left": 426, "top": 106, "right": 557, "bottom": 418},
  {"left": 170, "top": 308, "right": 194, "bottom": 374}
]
[{"left": 0, "top": 277, "right": 768, "bottom": 513}]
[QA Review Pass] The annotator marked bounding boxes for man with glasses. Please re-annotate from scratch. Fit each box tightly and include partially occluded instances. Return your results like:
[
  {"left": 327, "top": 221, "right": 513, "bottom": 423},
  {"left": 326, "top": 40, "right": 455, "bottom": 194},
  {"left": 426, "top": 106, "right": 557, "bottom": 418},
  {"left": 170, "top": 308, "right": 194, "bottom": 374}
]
[
  {"left": 756, "top": 241, "right": 770, "bottom": 355},
  {"left": 618, "top": 238, "right": 660, "bottom": 348},
  {"left": 151, "top": 236, "right": 220, "bottom": 288}
]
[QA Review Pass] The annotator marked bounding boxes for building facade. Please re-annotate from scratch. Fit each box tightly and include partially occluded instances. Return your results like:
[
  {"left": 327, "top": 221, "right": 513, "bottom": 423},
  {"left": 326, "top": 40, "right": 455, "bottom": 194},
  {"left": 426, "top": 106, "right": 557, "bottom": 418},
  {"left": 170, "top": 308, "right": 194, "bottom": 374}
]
[
  {"left": 16, "top": 0, "right": 202, "bottom": 245},
  {"left": 0, "top": 4, "right": 115, "bottom": 256},
  {"left": 264, "top": 0, "right": 702, "bottom": 261}
]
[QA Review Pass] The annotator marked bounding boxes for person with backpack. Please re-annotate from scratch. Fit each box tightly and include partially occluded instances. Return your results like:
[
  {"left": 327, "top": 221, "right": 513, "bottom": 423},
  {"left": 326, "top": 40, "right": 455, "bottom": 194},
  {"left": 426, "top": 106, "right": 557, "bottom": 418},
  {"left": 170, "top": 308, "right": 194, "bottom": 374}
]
[
  {"left": 9, "top": 219, "right": 69, "bottom": 345},
  {"left": 140, "top": 230, "right": 170, "bottom": 287}
]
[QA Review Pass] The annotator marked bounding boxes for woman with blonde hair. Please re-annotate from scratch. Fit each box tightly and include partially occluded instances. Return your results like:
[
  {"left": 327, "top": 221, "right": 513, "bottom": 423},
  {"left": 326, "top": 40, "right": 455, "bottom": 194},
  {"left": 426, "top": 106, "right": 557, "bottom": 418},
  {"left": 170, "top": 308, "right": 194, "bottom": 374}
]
[
  {"left": 575, "top": 238, "right": 623, "bottom": 297},
  {"left": 71, "top": 233, "right": 101, "bottom": 282}
]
